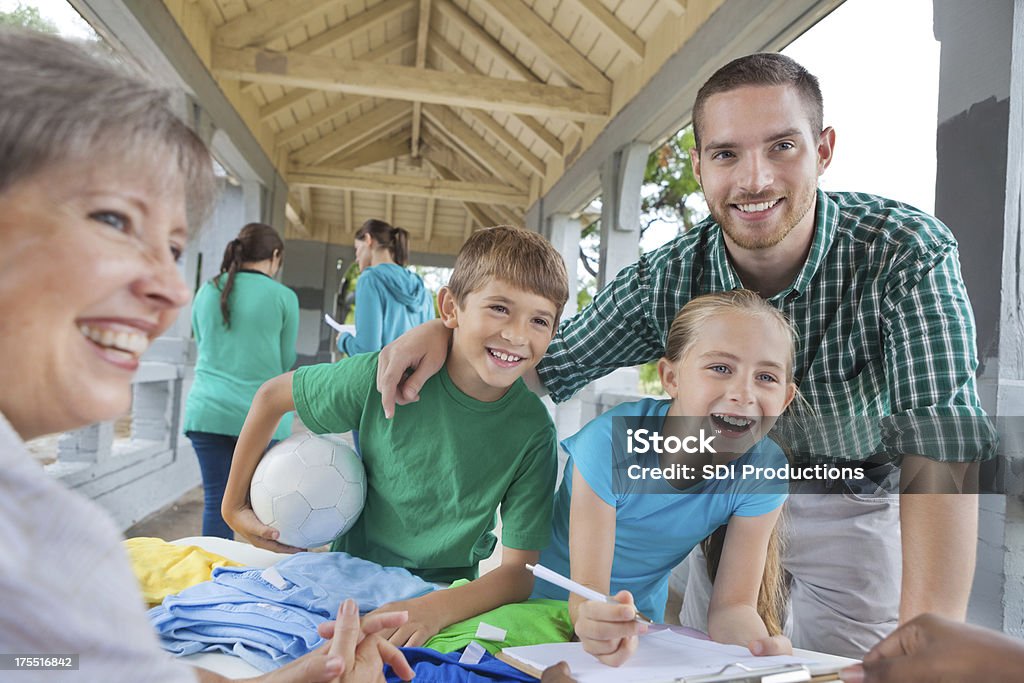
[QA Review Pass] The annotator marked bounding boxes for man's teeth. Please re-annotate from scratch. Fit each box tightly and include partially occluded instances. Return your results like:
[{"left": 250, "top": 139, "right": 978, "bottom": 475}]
[
  {"left": 79, "top": 325, "right": 149, "bottom": 354},
  {"left": 714, "top": 414, "right": 753, "bottom": 427},
  {"left": 736, "top": 199, "right": 780, "bottom": 213},
  {"left": 489, "top": 349, "right": 523, "bottom": 362}
]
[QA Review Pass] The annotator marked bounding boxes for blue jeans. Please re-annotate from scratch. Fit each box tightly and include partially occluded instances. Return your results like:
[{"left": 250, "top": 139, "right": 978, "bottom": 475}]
[{"left": 186, "top": 431, "right": 238, "bottom": 538}]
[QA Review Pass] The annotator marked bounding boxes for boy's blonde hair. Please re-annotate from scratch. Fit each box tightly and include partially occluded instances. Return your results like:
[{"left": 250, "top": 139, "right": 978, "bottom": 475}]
[
  {"left": 447, "top": 226, "right": 569, "bottom": 322},
  {"left": 665, "top": 289, "right": 797, "bottom": 638}
]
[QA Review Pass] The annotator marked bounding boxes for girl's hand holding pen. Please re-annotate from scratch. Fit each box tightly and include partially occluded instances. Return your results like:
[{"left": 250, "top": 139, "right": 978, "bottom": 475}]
[{"left": 574, "top": 590, "right": 649, "bottom": 667}]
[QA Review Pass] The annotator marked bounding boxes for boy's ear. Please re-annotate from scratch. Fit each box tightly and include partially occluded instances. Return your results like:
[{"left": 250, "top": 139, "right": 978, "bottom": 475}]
[
  {"left": 657, "top": 357, "right": 679, "bottom": 399},
  {"left": 437, "top": 286, "right": 460, "bottom": 330}
]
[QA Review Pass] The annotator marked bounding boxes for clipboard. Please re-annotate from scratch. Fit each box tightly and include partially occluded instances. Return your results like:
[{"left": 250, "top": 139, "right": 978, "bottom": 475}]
[{"left": 495, "top": 651, "right": 844, "bottom": 683}]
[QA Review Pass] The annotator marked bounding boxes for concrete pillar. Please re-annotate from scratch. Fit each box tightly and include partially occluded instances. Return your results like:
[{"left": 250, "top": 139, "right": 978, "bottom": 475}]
[
  {"left": 57, "top": 423, "right": 114, "bottom": 464},
  {"left": 240, "top": 180, "right": 263, "bottom": 226},
  {"left": 598, "top": 142, "right": 648, "bottom": 287},
  {"left": 547, "top": 213, "right": 581, "bottom": 320},
  {"left": 132, "top": 380, "right": 173, "bottom": 443},
  {"left": 933, "top": 0, "right": 1024, "bottom": 633}
]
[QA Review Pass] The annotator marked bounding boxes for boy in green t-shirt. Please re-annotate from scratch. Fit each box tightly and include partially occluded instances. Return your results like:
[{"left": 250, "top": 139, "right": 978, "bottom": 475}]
[{"left": 222, "top": 225, "right": 569, "bottom": 646}]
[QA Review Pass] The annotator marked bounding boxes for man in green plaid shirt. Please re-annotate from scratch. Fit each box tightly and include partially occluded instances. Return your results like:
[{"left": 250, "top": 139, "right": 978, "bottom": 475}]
[
  {"left": 537, "top": 53, "right": 984, "bottom": 658},
  {"left": 377, "top": 54, "right": 987, "bottom": 658}
]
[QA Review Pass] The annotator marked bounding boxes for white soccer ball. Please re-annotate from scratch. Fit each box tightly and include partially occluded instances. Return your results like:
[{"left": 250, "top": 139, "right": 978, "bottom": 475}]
[{"left": 249, "top": 433, "right": 366, "bottom": 549}]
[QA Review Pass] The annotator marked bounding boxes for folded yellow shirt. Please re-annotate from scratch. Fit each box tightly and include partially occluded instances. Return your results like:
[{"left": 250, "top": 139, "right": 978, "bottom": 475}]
[{"left": 123, "top": 537, "right": 243, "bottom": 605}]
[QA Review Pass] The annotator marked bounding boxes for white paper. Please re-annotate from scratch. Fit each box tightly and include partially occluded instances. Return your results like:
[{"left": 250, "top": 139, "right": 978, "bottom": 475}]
[
  {"left": 458, "top": 641, "right": 487, "bottom": 665},
  {"left": 323, "top": 314, "right": 355, "bottom": 337},
  {"left": 502, "top": 630, "right": 818, "bottom": 683},
  {"left": 474, "top": 621, "right": 507, "bottom": 642}
]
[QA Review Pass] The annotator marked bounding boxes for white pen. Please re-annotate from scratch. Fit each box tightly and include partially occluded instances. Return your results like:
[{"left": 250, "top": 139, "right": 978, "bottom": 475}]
[{"left": 526, "top": 563, "right": 654, "bottom": 624}]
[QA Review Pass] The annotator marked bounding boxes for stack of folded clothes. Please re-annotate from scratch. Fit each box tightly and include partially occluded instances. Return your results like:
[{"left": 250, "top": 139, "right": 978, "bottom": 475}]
[{"left": 148, "top": 551, "right": 435, "bottom": 671}]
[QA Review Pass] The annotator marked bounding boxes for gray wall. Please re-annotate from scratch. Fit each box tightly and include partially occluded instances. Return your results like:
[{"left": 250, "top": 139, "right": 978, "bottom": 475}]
[
  {"left": 934, "top": 0, "right": 1014, "bottom": 372},
  {"left": 933, "top": 0, "right": 1024, "bottom": 633}
]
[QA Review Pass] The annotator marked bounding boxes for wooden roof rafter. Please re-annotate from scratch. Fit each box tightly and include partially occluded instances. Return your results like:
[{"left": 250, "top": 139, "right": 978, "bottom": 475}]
[
  {"left": 211, "top": 45, "right": 610, "bottom": 120},
  {"left": 258, "top": 30, "right": 416, "bottom": 122},
  {"left": 420, "top": 105, "right": 530, "bottom": 190},
  {"left": 474, "top": 0, "right": 611, "bottom": 93},
  {"left": 432, "top": 0, "right": 583, "bottom": 136},
  {"left": 290, "top": 99, "right": 411, "bottom": 166},
  {"left": 330, "top": 129, "right": 413, "bottom": 170},
  {"left": 410, "top": 0, "right": 432, "bottom": 157},
  {"left": 288, "top": 165, "right": 530, "bottom": 207},
  {"left": 427, "top": 32, "right": 556, "bottom": 165}
]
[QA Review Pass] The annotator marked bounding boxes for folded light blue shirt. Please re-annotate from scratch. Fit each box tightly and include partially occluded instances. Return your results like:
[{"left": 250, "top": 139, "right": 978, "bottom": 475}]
[{"left": 150, "top": 551, "right": 435, "bottom": 671}]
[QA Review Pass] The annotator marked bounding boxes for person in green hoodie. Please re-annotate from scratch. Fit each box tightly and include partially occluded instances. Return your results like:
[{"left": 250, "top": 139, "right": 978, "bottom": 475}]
[
  {"left": 337, "top": 219, "right": 434, "bottom": 357},
  {"left": 184, "top": 222, "right": 299, "bottom": 538}
]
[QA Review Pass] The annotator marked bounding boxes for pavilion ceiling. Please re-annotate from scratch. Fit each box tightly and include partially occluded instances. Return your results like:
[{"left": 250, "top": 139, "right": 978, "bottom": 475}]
[{"left": 162, "top": 0, "right": 715, "bottom": 259}]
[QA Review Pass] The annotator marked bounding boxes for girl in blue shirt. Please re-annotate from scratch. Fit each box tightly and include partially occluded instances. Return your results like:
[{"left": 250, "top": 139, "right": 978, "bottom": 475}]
[
  {"left": 336, "top": 219, "right": 434, "bottom": 357},
  {"left": 533, "top": 290, "right": 798, "bottom": 665}
]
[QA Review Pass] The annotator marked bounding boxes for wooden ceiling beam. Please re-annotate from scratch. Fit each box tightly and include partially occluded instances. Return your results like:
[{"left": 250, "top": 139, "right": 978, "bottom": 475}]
[
  {"left": 661, "top": 0, "right": 687, "bottom": 16},
  {"left": 421, "top": 105, "right": 529, "bottom": 190},
  {"left": 287, "top": 0, "right": 412, "bottom": 57},
  {"left": 275, "top": 95, "right": 370, "bottom": 148},
  {"left": 289, "top": 166, "right": 530, "bottom": 207},
  {"left": 432, "top": 0, "right": 582, "bottom": 137},
  {"left": 258, "top": 32, "right": 415, "bottom": 121},
  {"left": 420, "top": 136, "right": 493, "bottom": 184},
  {"left": 424, "top": 197, "right": 436, "bottom": 243},
  {"left": 331, "top": 130, "right": 412, "bottom": 170},
  {"left": 475, "top": 0, "right": 611, "bottom": 93},
  {"left": 461, "top": 107, "right": 546, "bottom": 176},
  {"left": 427, "top": 36, "right": 546, "bottom": 176},
  {"left": 285, "top": 191, "right": 310, "bottom": 235},
  {"left": 214, "top": 0, "right": 332, "bottom": 49},
  {"left": 424, "top": 155, "right": 511, "bottom": 228},
  {"left": 291, "top": 100, "right": 411, "bottom": 166},
  {"left": 411, "top": 0, "right": 431, "bottom": 158},
  {"left": 213, "top": 46, "right": 610, "bottom": 121},
  {"left": 565, "top": 0, "right": 644, "bottom": 61},
  {"left": 432, "top": 0, "right": 534, "bottom": 83},
  {"left": 428, "top": 31, "right": 566, "bottom": 158}
]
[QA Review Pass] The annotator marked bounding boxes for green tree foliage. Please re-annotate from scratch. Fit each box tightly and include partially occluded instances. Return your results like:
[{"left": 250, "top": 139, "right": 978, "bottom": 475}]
[
  {"left": 0, "top": 4, "right": 58, "bottom": 33},
  {"left": 641, "top": 126, "right": 703, "bottom": 232},
  {"left": 577, "top": 125, "right": 703, "bottom": 306}
]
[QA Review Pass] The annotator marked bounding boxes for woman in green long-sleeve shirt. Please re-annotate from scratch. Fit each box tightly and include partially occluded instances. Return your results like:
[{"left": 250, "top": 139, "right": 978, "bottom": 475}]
[{"left": 184, "top": 223, "right": 299, "bottom": 538}]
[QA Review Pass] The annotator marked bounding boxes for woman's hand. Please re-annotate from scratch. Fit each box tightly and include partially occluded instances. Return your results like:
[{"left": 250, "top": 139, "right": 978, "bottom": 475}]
[
  {"left": 221, "top": 503, "right": 304, "bottom": 554},
  {"left": 376, "top": 320, "right": 451, "bottom": 418},
  {"left": 573, "top": 591, "right": 648, "bottom": 667}
]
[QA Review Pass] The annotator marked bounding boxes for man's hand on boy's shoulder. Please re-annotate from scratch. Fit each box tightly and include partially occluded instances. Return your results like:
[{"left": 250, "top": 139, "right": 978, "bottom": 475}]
[
  {"left": 366, "top": 595, "right": 447, "bottom": 648},
  {"left": 376, "top": 319, "right": 451, "bottom": 419}
]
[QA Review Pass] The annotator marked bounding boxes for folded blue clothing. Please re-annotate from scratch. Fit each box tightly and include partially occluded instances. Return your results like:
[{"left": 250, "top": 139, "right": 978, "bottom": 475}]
[
  {"left": 158, "top": 629, "right": 295, "bottom": 672},
  {"left": 150, "top": 551, "right": 436, "bottom": 671},
  {"left": 385, "top": 648, "right": 536, "bottom": 683},
  {"left": 213, "top": 551, "right": 435, "bottom": 616}
]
